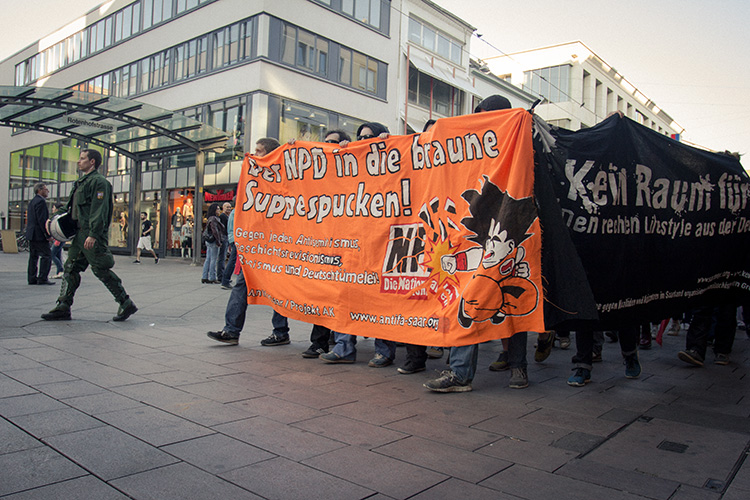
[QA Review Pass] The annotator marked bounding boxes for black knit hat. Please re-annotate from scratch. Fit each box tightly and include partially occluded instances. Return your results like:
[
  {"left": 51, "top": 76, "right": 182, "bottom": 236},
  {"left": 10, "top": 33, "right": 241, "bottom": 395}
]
[{"left": 474, "top": 95, "right": 512, "bottom": 113}]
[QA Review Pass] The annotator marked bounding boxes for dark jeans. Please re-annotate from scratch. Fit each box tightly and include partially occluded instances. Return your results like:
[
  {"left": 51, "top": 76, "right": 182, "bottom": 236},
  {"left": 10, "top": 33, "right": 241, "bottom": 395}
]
[
  {"left": 572, "top": 327, "right": 637, "bottom": 370},
  {"left": 224, "top": 271, "right": 291, "bottom": 339},
  {"left": 685, "top": 305, "right": 736, "bottom": 357},
  {"left": 451, "top": 331, "right": 528, "bottom": 383},
  {"left": 404, "top": 344, "right": 428, "bottom": 368},
  {"left": 310, "top": 324, "right": 331, "bottom": 350},
  {"left": 221, "top": 243, "right": 237, "bottom": 287},
  {"left": 217, "top": 238, "right": 228, "bottom": 281},
  {"left": 28, "top": 240, "right": 52, "bottom": 283}
]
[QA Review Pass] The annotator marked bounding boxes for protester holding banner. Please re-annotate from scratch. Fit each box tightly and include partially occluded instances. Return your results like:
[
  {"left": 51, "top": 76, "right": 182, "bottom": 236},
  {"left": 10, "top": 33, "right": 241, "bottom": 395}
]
[
  {"left": 320, "top": 123, "right": 398, "bottom": 367},
  {"left": 424, "top": 95, "right": 532, "bottom": 392}
]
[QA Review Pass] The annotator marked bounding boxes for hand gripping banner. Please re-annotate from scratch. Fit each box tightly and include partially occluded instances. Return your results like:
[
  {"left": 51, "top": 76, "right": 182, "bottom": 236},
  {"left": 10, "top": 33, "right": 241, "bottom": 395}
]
[{"left": 234, "top": 109, "right": 544, "bottom": 346}]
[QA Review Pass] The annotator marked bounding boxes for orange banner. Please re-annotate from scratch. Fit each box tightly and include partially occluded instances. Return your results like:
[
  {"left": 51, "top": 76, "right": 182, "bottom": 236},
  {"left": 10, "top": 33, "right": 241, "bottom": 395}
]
[{"left": 234, "top": 108, "right": 543, "bottom": 346}]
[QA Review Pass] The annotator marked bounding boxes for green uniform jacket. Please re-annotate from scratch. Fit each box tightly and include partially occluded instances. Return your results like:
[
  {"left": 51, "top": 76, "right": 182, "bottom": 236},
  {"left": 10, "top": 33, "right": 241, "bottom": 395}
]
[{"left": 67, "top": 169, "right": 114, "bottom": 243}]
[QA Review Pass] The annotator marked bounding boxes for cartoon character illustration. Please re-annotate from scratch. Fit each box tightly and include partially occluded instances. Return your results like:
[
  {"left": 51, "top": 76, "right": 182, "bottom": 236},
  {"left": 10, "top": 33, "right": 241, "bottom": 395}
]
[{"left": 441, "top": 177, "right": 539, "bottom": 328}]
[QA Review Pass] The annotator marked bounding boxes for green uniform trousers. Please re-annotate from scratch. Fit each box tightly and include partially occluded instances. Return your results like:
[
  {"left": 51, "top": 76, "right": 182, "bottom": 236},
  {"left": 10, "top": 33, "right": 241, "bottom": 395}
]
[{"left": 56, "top": 232, "right": 130, "bottom": 309}]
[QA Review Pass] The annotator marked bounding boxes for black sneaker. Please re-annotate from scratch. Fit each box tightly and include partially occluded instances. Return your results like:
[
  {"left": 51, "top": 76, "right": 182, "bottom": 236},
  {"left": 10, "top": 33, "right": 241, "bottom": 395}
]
[
  {"left": 41, "top": 308, "right": 71, "bottom": 321},
  {"left": 509, "top": 367, "right": 529, "bottom": 389},
  {"left": 301, "top": 345, "right": 326, "bottom": 358},
  {"left": 397, "top": 360, "right": 426, "bottom": 374},
  {"left": 423, "top": 370, "right": 472, "bottom": 392},
  {"left": 133, "top": 260, "right": 141, "bottom": 264},
  {"left": 624, "top": 353, "right": 641, "bottom": 378},
  {"left": 260, "top": 333, "right": 290, "bottom": 346},
  {"left": 207, "top": 330, "right": 239, "bottom": 345},
  {"left": 113, "top": 301, "right": 138, "bottom": 322},
  {"left": 154, "top": 257, "right": 159, "bottom": 264},
  {"left": 534, "top": 331, "right": 555, "bottom": 362},
  {"left": 678, "top": 348, "right": 704, "bottom": 367}
]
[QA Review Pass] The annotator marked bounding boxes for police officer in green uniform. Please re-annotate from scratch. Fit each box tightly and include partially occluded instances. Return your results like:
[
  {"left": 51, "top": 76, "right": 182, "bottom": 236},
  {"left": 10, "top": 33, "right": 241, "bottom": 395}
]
[{"left": 42, "top": 149, "right": 137, "bottom": 322}]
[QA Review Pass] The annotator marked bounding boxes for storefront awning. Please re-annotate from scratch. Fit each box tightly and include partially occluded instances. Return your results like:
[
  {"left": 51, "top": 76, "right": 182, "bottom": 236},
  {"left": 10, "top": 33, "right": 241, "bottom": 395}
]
[
  {"left": 408, "top": 54, "right": 478, "bottom": 97},
  {"left": 0, "top": 86, "right": 229, "bottom": 160}
]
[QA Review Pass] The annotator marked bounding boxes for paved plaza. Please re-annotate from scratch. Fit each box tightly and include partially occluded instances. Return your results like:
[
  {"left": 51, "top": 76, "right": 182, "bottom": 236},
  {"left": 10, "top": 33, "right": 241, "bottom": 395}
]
[{"left": 1, "top": 252, "right": 749, "bottom": 499}]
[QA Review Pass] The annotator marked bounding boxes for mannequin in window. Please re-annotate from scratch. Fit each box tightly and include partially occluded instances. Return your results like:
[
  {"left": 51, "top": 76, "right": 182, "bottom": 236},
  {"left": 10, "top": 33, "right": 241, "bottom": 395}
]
[
  {"left": 183, "top": 197, "right": 194, "bottom": 220},
  {"left": 171, "top": 207, "right": 183, "bottom": 249},
  {"left": 181, "top": 215, "right": 193, "bottom": 258}
]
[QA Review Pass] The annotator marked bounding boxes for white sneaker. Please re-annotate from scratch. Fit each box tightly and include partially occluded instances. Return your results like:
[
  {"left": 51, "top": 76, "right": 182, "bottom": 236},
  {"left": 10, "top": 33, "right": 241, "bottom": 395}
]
[{"left": 51, "top": 272, "right": 64, "bottom": 279}]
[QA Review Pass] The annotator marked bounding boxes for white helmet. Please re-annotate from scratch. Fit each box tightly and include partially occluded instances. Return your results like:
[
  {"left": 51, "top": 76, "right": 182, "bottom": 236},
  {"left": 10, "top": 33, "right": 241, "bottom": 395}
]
[{"left": 47, "top": 212, "right": 78, "bottom": 242}]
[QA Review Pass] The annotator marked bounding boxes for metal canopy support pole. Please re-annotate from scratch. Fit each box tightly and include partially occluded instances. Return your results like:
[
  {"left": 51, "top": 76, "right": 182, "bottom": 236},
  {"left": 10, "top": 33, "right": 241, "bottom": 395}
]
[{"left": 192, "top": 150, "right": 205, "bottom": 266}]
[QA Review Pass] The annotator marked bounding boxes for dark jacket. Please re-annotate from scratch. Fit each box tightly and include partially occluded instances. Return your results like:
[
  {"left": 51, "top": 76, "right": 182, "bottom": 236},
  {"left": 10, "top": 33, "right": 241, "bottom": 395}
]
[
  {"left": 25, "top": 194, "right": 50, "bottom": 241},
  {"left": 206, "top": 215, "right": 224, "bottom": 245}
]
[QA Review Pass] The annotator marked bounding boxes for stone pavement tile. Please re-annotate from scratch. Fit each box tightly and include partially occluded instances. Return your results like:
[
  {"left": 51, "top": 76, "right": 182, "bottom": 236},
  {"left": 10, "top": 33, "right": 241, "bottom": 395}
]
[
  {"left": 269, "top": 370, "right": 343, "bottom": 388},
  {"left": 644, "top": 404, "right": 750, "bottom": 434},
  {"left": 374, "top": 435, "right": 512, "bottom": 483},
  {"left": 161, "top": 433, "right": 276, "bottom": 474},
  {"left": 0, "top": 416, "right": 42, "bottom": 454},
  {"left": 185, "top": 346, "right": 257, "bottom": 365},
  {"left": 668, "top": 484, "right": 721, "bottom": 500},
  {"left": 144, "top": 369, "right": 211, "bottom": 386},
  {"left": 0, "top": 338, "right": 43, "bottom": 349},
  {"left": 271, "top": 386, "right": 360, "bottom": 410},
  {"left": 476, "top": 436, "right": 577, "bottom": 472},
  {"left": 95, "top": 406, "right": 215, "bottom": 446},
  {"left": 44, "top": 358, "right": 149, "bottom": 387},
  {"left": 220, "top": 358, "right": 295, "bottom": 378},
  {"left": 221, "top": 456, "right": 375, "bottom": 500},
  {"left": 598, "top": 407, "right": 642, "bottom": 424},
  {"left": 385, "top": 414, "right": 503, "bottom": 451},
  {"left": 723, "top": 485, "right": 750, "bottom": 500},
  {"left": 159, "top": 398, "right": 257, "bottom": 427},
  {"left": 302, "top": 445, "right": 447, "bottom": 499},
  {"left": 292, "top": 414, "right": 408, "bottom": 448},
  {"left": 0, "top": 373, "right": 38, "bottom": 398},
  {"left": 408, "top": 478, "right": 520, "bottom": 500},
  {"left": 0, "top": 447, "right": 87, "bottom": 496},
  {"left": 552, "top": 431, "right": 605, "bottom": 454},
  {"left": 480, "top": 463, "right": 647, "bottom": 500},
  {"left": 329, "top": 400, "right": 419, "bottom": 426},
  {"left": 215, "top": 416, "right": 347, "bottom": 461},
  {"left": 584, "top": 419, "right": 747, "bottom": 488},
  {"left": 316, "top": 380, "right": 421, "bottom": 408},
  {"left": 44, "top": 425, "right": 179, "bottom": 481},
  {"left": 557, "top": 458, "right": 681, "bottom": 499},
  {"left": 471, "top": 415, "right": 570, "bottom": 445},
  {"left": 177, "top": 379, "right": 266, "bottom": 403},
  {"left": 134, "top": 351, "right": 240, "bottom": 377},
  {"left": 110, "top": 381, "right": 205, "bottom": 406},
  {"left": 35, "top": 379, "right": 106, "bottom": 399},
  {"left": 0, "top": 392, "right": 68, "bottom": 417},
  {"left": 520, "top": 407, "right": 625, "bottom": 437},
  {"left": 62, "top": 391, "right": 144, "bottom": 414},
  {"left": 391, "top": 395, "right": 528, "bottom": 427},
  {"left": 228, "top": 395, "right": 328, "bottom": 424},
  {"left": 7, "top": 346, "right": 77, "bottom": 362},
  {"left": 9, "top": 407, "right": 105, "bottom": 439},
  {"left": 1, "top": 475, "right": 130, "bottom": 500},
  {"left": 6, "top": 366, "right": 80, "bottom": 386},
  {"left": 0, "top": 353, "right": 46, "bottom": 371},
  {"left": 111, "top": 462, "right": 264, "bottom": 500},
  {"left": 731, "top": 458, "right": 750, "bottom": 490}
]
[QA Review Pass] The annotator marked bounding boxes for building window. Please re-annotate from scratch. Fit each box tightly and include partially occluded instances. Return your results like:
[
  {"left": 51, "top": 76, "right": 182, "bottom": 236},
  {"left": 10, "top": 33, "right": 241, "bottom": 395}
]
[
  {"left": 522, "top": 64, "right": 571, "bottom": 103},
  {"left": 14, "top": 0, "right": 215, "bottom": 86},
  {"left": 311, "top": 0, "right": 388, "bottom": 33},
  {"left": 408, "top": 66, "right": 464, "bottom": 117},
  {"left": 281, "top": 25, "right": 329, "bottom": 77},
  {"left": 338, "top": 47, "right": 379, "bottom": 94},
  {"left": 408, "top": 17, "right": 462, "bottom": 65}
]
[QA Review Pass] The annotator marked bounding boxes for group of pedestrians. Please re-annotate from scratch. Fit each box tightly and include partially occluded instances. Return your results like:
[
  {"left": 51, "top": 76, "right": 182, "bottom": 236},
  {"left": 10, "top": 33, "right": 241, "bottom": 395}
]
[{"left": 202, "top": 201, "right": 236, "bottom": 285}]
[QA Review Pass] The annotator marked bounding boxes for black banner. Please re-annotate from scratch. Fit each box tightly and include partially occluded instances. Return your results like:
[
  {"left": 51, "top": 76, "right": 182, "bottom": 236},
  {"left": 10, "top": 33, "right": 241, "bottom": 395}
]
[{"left": 537, "top": 114, "right": 750, "bottom": 325}]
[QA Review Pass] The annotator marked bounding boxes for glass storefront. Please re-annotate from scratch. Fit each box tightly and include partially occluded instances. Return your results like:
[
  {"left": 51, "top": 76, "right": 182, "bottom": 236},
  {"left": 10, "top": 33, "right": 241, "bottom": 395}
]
[
  {"left": 141, "top": 190, "right": 161, "bottom": 250},
  {"left": 168, "top": 189, "right": 195, "bottom": 257},
  {"left": 111, "top": 192, "right": 130, "bottom": 247}
]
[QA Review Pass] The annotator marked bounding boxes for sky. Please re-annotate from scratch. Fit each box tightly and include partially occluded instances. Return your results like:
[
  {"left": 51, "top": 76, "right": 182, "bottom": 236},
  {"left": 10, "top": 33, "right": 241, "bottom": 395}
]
[{"left": 1, "top": 0, "right": 748, "bottom": 165}]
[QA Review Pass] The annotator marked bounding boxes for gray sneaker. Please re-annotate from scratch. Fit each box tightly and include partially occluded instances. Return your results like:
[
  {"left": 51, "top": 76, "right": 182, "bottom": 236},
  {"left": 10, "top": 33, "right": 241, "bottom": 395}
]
[
  {"left": 423, "top": 370, "right": 472, "bottom": 392},
  {"left": 677, "top": 348, "right": 704, "bottom": 367},
  {"left": 509, "top": 367, "right": 529, "bottom": 389}
]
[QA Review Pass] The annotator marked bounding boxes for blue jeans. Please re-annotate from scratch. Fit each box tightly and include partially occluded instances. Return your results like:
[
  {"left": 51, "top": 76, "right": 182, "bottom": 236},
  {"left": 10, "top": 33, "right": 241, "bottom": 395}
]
[
  {"left": 271, "top": 311, "right": 290, "bottom": 339},
  {"left": 202, "top": 242, "right": 219, "bottom": 280},
  {"left": 51, "top": 242, "right": 64, "bottom": 273},
  {"left": 217, "top": 238, "right": 228, "bottom": 282},
  {"left": 330, "top": 333, "right": 396, "bottom": 361},
  {"left": 450, "top": 332, "right": 528, "bottom": 383},
  {"left": 221, "top": 243, "right": 237, "bottom": 287}
]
